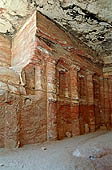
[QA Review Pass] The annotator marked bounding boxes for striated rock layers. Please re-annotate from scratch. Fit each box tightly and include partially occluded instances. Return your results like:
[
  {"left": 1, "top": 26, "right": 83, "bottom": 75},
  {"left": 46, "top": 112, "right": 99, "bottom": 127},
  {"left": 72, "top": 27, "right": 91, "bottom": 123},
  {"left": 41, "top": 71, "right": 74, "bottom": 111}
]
[
  {"left": 0, "top": 11, "right": 112, "bottom": 149},
  {"left": 0, "top": 0, "right": 112, "bottom": 59}
]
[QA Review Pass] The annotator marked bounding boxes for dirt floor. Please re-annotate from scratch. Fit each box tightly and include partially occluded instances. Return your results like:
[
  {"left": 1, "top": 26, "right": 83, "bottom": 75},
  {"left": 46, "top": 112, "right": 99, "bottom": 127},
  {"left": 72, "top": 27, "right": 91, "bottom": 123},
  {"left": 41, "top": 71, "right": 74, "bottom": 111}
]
[{"left": 0, "top": 130, "right": 112, "bottom": 170}]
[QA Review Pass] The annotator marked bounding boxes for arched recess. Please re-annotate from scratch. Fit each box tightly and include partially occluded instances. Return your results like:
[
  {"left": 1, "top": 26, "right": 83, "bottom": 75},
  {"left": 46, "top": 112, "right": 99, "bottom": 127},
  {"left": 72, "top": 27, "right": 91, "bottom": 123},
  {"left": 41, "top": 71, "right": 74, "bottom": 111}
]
[
  {"left": 78, "top": 70, "right": 96, "bottom": 134},
  {"left": 56, "top": 58, "right": 71, "bottom": 139},
  {"left": 56, "top": 59, "right": 80, "bottom": 139},
  {"left": 78, "top": 70, "right": 88, "bottom": 134},
  {"left": 19, "top": 61, "right": 47, "bottom": 146}
]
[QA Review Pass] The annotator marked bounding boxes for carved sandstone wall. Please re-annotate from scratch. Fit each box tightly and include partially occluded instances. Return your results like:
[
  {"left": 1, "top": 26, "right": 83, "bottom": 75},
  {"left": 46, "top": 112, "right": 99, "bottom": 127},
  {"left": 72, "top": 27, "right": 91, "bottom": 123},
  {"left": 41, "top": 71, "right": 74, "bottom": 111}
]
[
  {"left": 0, "top": 35, "right": 11, "bottom": 67},
  {"left": 0, "top": 11, "right": 112, "bottom": 148}
]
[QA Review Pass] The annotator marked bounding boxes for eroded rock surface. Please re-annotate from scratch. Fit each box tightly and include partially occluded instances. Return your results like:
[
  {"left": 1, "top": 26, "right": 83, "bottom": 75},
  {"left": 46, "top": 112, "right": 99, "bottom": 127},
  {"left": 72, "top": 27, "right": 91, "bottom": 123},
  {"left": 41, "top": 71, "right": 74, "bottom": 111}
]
[{"left": 0, "top": 0, "right": 112, "bottom": 57}]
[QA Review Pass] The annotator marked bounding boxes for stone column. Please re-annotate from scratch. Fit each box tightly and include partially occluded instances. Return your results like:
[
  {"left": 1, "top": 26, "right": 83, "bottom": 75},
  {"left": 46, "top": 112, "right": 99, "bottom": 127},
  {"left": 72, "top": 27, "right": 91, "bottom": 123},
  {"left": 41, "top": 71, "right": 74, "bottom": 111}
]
[
  {"left": 93, "top": 74, "right": 101, "bottom": 130},
  {"left": 35, "top": 64, "right": 45, "bottom": 96},
  {"left": 86, "top": 71, "right": 95, "bottom": 132},
  {"left": 104, "top": 78, "right": 111, "bottom": 128},
  {"left": 78, "top": 70, "right": 87, "bottom": 135},
  {"left": 108, "top": 77, "right": 112, "bottom": 126},
  {"left": 46, "top": 58, "right": 57, "bottom": 141},
  {"left": 70, "top": 65, "right": 80, "bottom": 136},
  {"left": 108, "top": 77, "right": 112, "bottom": 128},
  {"left": 99, "top": 77, "right": 105, "bottom": 128},
  {"left": 35, "top": 65, "right": 42, "bottom": 91}
]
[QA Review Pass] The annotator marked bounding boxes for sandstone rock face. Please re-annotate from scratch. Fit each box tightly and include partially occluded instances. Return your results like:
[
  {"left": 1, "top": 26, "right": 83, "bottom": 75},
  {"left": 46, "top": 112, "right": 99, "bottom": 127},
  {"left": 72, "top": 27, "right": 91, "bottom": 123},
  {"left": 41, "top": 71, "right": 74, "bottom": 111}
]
[
  {"left": 0, "top": 11, "right": 112, "bottom": 149},
  {"left": 35, "top": 0, "right": 112, "bottom": 57},
  {"left": 11, "top": 12, "right": 37, "bottom": 74},
  {"left": 0, "top": 35, "right": 11, "bottom": 67},
  {"left": 0, "top": 0, "right": 112, "bottom": 59}
]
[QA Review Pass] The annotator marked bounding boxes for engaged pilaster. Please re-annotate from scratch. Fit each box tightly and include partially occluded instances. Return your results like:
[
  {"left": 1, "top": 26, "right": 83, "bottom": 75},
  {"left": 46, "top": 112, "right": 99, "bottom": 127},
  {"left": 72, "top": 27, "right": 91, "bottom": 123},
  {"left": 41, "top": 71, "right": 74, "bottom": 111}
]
[
  {"left": 46, "top": 58, "right": 57, "bottom": 141},
  {"left": 86, "top": 71, "right": 95, "bottom": 132},
  {"left": 70, "top": 65, "right": 80, "bottom": 136}
]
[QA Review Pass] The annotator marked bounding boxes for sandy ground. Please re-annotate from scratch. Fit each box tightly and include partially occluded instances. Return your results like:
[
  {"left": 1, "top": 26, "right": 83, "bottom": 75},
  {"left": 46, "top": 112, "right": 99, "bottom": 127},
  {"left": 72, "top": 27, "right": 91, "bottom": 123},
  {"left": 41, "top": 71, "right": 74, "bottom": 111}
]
[{"left": 0, "top": 130, "right": 112, "bottom": 170}]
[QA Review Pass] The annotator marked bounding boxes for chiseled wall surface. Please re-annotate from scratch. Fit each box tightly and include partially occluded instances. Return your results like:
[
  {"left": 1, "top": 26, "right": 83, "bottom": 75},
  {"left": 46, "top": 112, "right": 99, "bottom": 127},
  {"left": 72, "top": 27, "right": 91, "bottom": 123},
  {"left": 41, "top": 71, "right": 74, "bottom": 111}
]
[
  {"left": 0, "top": 34, "right": 12, "bottom": 148},
  {"left": 0, "top": 93, "right": 47, "bottom": 148},
  {"left": 0, "top": 34, "right": 11, "bottom": 67},
  {"left": 0, "top": 11, "right": 112, "bottom": 149},
  {"left": 11, "top": 11, "right": 47, "bottom": 146},
  {"left": 11, "top": 11, "right": 37, "bottom": 73}
]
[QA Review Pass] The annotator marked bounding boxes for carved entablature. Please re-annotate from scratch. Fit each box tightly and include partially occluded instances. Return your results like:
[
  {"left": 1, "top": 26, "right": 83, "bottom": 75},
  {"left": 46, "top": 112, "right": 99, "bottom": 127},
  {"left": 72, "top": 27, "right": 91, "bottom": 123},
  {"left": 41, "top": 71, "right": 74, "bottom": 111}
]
[{"left": 56, "top": 58, "right": 71, "bottom": 72}]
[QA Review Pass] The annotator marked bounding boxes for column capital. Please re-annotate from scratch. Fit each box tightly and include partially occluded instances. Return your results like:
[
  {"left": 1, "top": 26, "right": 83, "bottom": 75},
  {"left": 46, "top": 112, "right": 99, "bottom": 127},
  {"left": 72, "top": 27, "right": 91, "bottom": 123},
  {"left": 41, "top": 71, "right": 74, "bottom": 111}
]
[
  {"left": 85, "top": 69, "right": 95, "bottom": 76},
  {"left": 70, "top": 64, "right": 80, "bottom": 71},
  {"left": 78, "top": 74, "right": 85, "bottom": 78},
  {"left": 44, "top": 56, "right": 56, "bottom": 65}
]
